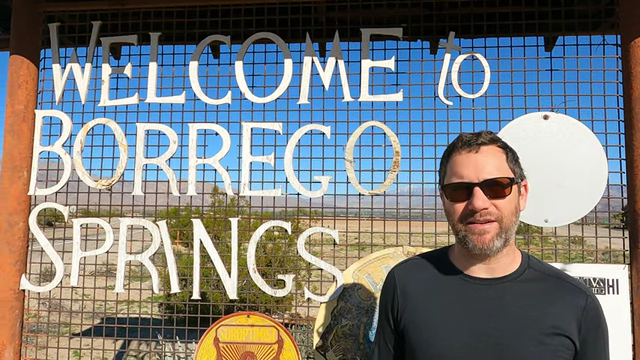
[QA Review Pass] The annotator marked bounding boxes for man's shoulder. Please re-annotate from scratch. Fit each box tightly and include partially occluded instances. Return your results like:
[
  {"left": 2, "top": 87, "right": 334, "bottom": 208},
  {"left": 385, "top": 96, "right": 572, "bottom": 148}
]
[
  {"left": 525, "top": 253, "right": 596, "bottom": 298},
  {"left": 389, "top": 246, "right": 452, "bottom": 277}
]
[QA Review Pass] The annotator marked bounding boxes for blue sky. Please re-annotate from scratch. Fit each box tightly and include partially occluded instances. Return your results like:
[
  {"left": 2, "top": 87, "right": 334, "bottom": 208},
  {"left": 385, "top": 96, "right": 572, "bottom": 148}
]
[{"left": 4, "top": 33, "right": 627, "bottom": 196}]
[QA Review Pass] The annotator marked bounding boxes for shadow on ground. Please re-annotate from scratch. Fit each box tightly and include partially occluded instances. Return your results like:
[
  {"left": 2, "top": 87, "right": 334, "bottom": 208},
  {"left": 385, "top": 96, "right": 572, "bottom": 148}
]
[{"left": 72, "top": 317, "right": 205, "bottom": 359}]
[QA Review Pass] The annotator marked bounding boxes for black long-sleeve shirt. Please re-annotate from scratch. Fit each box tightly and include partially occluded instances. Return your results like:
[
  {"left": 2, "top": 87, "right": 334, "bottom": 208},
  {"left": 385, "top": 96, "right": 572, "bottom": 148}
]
[{"left": 370, "top": 246, "right": 609, "bottom": 360}]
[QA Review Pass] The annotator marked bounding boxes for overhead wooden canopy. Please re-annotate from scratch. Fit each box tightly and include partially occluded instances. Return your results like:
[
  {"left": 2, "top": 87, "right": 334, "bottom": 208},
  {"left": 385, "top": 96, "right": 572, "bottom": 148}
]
[{"left": 1, "top": 0, "right": 619, "bottom": 51}]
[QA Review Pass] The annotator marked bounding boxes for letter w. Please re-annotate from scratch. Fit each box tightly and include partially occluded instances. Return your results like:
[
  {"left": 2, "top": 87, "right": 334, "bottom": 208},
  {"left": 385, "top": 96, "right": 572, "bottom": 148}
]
[{"left": 48, "top": 21, "right": 101, "bottom": 105}]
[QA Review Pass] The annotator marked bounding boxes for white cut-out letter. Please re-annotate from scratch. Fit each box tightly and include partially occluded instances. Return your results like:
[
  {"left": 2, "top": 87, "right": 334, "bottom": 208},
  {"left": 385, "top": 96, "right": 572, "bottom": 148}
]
[
  {"left": 298, "top": 31, "right": 353, "bottom": 104},
  {"left": 115, "top": 218, "right": 162, "bottom": 293},
  {"left": 247, "top": 221, "right": 295, "bottom": 297},
  {"left": 133, "top": 123, "right": 180, "bottom": 196},
  {"left": 187, "top": 123, "right": 233, "bottom": 196},
  {"left": 28, "top": 110, "right": 73, "bottom": 196},
  {"left": 284, "top": 124, "right": 332, "bottom": 198},
  {"left": 235, "top": 32, "right": 293, "bottom": 103},
  {"left": 98, "top": 35, "right": 140, "bottom": 106},
  {"left": 189, "top": 34, "right": 232, "bottom": 105},
  {"left": 451, "top": 52, "right": 491, "bottom": 100},
  {"left": 192, "top": 218, "right": 238, "bottom": 300},
  {"left": 20, "top": 203, "right": 68, "bottom": 292},
  {"left": 437, "top": 31, "right": 462, "bottom": 106},
  {"left": 146, "top": 33, "right": 186, "bottom": 104},
  {"left": 297, "top": 227, "right": 344, "bottom": 302},
  {"left": 71, "top": 218, "right": 114, "bottom": 286},
  {"left": 241, "top": 122, "right": 282, "bottom": 196},
  {"left": 157, "top": 220, "right": 181, "bottom": 294},
  {"left": 48, "top": 21, "right": 101, "bottom": 105},
  {"left": 359, "top": 28, "right": 403, "bottom": 102},
  {"left": 73, "top": 118, "right": 128, "bottom": 190},
  {"left": 344, "top": 121, "right": 402, "bottom": 195}
]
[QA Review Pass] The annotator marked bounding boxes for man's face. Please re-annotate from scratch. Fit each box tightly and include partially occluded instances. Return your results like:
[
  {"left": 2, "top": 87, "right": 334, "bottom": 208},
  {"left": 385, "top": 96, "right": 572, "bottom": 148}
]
[{"left": 440, "top": 145, "right": 529, "bottom": 257}]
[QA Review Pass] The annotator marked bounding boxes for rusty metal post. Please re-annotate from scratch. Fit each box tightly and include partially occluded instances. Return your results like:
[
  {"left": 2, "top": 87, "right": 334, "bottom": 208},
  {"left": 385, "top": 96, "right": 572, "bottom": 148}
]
[
  {"left": 0, "top": 0, "right": 41, "bottom": 358},
  {"left": 621, "top": 0, "right": 640, "bottom": 359}
]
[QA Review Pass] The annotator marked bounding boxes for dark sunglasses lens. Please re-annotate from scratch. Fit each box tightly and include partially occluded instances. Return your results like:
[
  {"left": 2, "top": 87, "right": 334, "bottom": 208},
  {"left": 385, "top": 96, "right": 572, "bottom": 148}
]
[
  {"left": 443, "top": 183, "right": 472, "bottom": 202},
  {"left": 480, "top": 178, "right": 514, "bottom": 199}
]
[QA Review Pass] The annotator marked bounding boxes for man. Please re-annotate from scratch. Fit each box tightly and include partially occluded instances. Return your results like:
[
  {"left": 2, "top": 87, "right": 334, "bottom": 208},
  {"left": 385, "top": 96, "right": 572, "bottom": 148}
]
[{"left": 370, "top": 131, "right": 609, "bottom": 360}]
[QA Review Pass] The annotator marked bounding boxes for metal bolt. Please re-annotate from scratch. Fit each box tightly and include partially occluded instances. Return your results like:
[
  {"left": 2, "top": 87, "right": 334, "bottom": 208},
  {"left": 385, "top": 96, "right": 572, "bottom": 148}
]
[{"left": 542, "top": 114, "right": 550, "bottom": 120}]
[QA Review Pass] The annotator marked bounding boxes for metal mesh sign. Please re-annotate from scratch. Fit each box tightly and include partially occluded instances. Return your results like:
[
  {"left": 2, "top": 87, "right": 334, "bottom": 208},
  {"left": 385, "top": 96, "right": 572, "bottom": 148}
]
[{"left": 21, "top": 3, "right": 626, "bottom": 359}]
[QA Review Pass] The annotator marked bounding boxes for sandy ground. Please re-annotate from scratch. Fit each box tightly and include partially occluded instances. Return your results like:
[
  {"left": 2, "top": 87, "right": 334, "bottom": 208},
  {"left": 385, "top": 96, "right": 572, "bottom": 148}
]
[
  {"left": 543, "top": 223, "right": 628, "bottom": 250},
  {"left": 22, "top": 217, "right": 628, "bottom": 359}
]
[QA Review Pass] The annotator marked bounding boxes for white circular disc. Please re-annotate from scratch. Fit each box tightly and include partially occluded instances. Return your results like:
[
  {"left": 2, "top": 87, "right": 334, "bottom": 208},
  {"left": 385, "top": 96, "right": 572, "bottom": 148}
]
[{"left": 498, "top": 112, "right": 608, "bottom": 227}]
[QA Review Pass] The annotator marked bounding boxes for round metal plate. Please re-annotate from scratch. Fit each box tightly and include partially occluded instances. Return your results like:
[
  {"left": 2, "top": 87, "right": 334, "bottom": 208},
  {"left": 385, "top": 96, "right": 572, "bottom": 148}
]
[
  {"left": 313, "top": 246, "right": 431, "bottom": 360},
  {"left": 498, "top": 112, "right": 608, "bottom": 227}
]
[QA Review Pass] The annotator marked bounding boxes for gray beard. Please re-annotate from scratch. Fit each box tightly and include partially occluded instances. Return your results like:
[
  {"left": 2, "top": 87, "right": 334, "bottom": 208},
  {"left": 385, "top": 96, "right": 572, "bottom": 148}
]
[
  {"left": 454, "top": 217, "right": 519, "bottom": 257},
  {"left": 446, "top": 207, "right": 520, "bottom": 257}
]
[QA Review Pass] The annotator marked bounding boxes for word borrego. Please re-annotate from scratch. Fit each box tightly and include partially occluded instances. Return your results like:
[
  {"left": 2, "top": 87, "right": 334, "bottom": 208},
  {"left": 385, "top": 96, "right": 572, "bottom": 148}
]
[
  {"left": 22, "top": 202, "right": 344, "bottom": 303},
  {"left": 29, "top": 114, "right": 402, "bottom": 198}
]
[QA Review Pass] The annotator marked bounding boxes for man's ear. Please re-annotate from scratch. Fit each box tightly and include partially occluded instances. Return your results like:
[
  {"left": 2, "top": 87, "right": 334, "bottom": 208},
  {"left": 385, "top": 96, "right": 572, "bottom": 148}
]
[{"left": 518, "top": 179, "right": 529, "bottom": 211}]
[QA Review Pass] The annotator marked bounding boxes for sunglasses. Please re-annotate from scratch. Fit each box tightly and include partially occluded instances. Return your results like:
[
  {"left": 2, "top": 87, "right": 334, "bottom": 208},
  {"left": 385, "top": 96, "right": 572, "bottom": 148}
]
[{"left": 441, "top": 177, "right": 521, "bottom": 202}]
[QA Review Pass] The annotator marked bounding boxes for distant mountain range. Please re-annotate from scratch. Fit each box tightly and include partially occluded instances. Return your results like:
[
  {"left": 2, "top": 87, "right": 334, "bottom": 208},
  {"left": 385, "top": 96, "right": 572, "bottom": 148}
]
[{"left": 0, "top": 159, "right": 625, "bottom": 217}]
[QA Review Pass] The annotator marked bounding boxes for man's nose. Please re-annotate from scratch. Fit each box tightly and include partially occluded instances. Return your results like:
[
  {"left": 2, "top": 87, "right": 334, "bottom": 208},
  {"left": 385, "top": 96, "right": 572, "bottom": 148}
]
[{"left": 467, "top": 186, "right": 491, "bottom": 212}]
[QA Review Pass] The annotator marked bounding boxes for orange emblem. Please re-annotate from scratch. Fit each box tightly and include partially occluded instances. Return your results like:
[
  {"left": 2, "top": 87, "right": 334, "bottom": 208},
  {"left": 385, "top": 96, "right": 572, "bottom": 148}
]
[{"left": 195, "top": 312, "right": 301, "bottom": 360}]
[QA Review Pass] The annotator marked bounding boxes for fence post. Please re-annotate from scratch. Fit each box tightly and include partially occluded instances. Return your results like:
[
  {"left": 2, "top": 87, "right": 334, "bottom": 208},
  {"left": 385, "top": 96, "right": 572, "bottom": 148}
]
[
  {"left": 620, "top": 0, "right": 640, "bottom": 359},
  {"left": 0, "top": 0, "right": 42, "bottom": 358}
]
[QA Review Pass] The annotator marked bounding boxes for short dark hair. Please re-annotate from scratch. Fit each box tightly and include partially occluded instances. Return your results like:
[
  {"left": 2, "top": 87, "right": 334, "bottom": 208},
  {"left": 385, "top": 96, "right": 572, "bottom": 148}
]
[{"left": 438, "top": 130, "right": 526, "bottom": 186}]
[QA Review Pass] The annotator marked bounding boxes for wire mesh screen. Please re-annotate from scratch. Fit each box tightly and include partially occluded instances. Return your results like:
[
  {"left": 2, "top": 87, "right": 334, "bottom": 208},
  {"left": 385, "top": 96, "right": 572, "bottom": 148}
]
[{"left": 22, "top": 1, "right": 625, "bottom": 359}]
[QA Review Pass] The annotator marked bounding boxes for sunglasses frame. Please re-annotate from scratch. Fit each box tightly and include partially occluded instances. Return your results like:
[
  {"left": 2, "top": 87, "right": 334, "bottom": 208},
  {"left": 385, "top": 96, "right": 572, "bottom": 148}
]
[{"left": 440, "top": 177, "right": 522, "bottom": 202}]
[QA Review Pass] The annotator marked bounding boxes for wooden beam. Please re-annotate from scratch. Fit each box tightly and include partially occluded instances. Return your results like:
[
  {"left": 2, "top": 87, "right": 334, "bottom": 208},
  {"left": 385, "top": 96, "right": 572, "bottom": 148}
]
[{"left": 39, "top": 0, "right": 320, "bottom": 11}]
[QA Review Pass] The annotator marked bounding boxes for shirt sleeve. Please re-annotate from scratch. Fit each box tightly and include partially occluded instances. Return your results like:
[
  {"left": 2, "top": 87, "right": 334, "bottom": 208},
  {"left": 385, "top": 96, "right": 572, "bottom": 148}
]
[
  {"left": 575, "top": 295, "right": 609, "bottom": 360},
  {"left": 369, "top": 269, "right": 404, "bottom": 360}
]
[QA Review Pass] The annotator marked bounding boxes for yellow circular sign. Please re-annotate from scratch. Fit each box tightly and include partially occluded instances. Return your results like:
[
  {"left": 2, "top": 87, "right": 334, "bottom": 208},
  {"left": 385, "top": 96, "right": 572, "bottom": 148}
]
[{"left": 195, "top": 311, "right": 301, "bottom": 360}]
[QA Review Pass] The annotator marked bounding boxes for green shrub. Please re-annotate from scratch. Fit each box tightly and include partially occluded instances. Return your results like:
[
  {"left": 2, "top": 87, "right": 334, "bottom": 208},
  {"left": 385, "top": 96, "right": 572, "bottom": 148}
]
[
  {"left": 36, "top": 207, "right": 67, "bottom": 227},
  {"left": 155, "top": 186, "right": 312, "bottom": 327},
  {"left": 516, "top": 222, "right": 542, "bottom": 236},
  {"left": 612, "top": 205, "right": 628, "bottom": 229}
]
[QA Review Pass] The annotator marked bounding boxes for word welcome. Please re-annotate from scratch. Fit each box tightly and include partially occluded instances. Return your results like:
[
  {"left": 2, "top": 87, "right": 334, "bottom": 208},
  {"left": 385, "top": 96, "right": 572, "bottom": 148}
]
[
  {"left": 49, "top": 23, "right": 491, "bottom": 107},
  {"left": 21, "top": 203, "right": 344, "bottom": 302}
]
